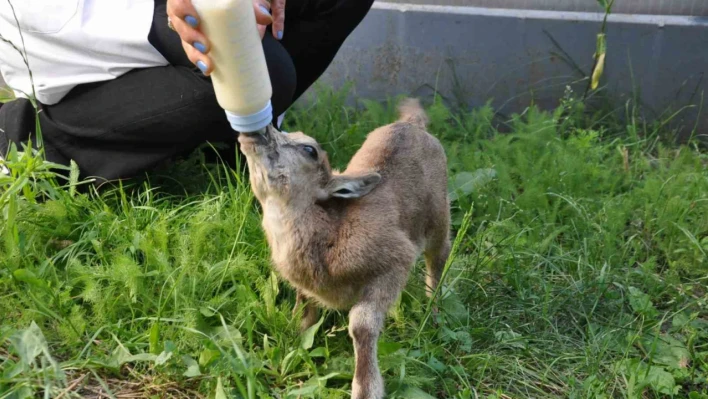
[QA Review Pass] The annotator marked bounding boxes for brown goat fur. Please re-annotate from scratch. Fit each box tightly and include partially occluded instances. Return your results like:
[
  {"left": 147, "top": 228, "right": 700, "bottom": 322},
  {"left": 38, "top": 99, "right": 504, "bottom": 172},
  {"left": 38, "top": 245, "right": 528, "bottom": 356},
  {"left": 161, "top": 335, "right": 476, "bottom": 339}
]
[{"left": 238, "top": 98, "right": 451, "bottom": 399}]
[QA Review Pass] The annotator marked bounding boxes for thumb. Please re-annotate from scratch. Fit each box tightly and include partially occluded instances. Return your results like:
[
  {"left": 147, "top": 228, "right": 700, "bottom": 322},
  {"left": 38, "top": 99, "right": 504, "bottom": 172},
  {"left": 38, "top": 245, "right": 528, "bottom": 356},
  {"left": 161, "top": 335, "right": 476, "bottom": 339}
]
[{"left": 253, "top": 1, "right": 273, "bottom": 26}]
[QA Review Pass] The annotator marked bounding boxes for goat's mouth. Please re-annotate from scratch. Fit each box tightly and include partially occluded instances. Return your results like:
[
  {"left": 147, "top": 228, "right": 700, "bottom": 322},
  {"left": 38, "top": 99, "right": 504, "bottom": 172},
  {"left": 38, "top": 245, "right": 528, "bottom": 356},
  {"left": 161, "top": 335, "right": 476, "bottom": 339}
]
[{"left": 238, "top": 131, "right": 270, "bottom": 151}]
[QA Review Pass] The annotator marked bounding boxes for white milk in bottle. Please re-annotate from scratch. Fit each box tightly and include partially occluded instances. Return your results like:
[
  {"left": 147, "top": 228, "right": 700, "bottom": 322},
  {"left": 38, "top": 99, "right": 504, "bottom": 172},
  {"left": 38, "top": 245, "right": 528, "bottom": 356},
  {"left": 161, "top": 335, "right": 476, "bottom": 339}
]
[{"left": 192, "top": 0, "right": 273, "bottom": 132}]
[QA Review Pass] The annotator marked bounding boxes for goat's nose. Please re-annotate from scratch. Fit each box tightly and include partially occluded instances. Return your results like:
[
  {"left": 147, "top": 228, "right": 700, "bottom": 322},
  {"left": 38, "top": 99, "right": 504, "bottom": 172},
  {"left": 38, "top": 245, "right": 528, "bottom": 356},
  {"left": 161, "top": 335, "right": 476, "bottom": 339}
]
[{"left": 238, "top": 131, "right": 267, "bottom": 145}]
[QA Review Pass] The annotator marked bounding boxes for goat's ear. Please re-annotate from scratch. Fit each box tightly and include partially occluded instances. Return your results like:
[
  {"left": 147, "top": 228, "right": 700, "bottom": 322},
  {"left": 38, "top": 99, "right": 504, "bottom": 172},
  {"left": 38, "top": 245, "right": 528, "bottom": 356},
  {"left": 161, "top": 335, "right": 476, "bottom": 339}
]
[{"left": 324, "top": 173, "right": 381, "bottom": 199}]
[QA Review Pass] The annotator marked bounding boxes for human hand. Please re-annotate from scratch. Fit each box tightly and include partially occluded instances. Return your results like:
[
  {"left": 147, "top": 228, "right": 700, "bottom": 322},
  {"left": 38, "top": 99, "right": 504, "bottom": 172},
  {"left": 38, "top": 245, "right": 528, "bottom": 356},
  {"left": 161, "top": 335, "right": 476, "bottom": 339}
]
[
  {"left": 167, "top": 0, "right": 276, "bottom": 76},
  {"left": 256, "top": 0, "right": 286, "bottom": 41}
]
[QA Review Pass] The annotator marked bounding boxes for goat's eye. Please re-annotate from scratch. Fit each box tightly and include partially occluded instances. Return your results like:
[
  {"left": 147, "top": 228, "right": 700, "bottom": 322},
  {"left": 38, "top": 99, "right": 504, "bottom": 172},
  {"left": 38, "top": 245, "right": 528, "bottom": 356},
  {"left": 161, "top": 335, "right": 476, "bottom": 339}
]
[{"left": 302, "top": 145, "right": 318, "bottom": 160}]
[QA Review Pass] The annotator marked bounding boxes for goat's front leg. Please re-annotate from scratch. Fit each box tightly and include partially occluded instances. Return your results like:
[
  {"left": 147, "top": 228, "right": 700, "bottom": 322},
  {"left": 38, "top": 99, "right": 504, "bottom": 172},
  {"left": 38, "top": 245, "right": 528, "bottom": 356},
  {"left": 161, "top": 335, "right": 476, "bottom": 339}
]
[
  {"left": 349, "top": 285, "right": 399, "bottom": 399},
  {"left": 293, "top": 290, "right": 319, "bottom": 332}
]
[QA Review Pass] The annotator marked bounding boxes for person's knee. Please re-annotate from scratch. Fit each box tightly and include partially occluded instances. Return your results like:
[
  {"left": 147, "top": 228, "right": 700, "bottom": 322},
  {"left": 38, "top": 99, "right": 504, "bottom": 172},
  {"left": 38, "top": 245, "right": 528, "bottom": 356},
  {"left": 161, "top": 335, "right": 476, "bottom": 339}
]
[
  {"left": 354, "top": 0, "right": 375, "bottom": 19},
  {"left": 337, "top": 0, "right": 375, "bottom": 29}
]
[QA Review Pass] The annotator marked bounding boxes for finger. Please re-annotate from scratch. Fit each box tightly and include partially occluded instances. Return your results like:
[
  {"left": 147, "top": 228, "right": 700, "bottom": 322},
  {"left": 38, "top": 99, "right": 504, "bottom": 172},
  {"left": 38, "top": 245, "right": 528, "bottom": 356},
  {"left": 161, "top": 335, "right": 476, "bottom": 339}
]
[
  {"left": 257, "top": 24, "right": 267, "bottom": 40},
  {"left": 170, "top": 15, "right": 211, "bottom": 54},
  {"left": 167, "top": 0, "right": 200, "bottom": 28},
  {"left": 182, "top": 40, "right": 213, "bottom": 76},
  {"left": 270, "top": 0, "right": 285, "bottom": 40},
  {"left": 252, "top": 1, "right": 273, "bottom": 26}
]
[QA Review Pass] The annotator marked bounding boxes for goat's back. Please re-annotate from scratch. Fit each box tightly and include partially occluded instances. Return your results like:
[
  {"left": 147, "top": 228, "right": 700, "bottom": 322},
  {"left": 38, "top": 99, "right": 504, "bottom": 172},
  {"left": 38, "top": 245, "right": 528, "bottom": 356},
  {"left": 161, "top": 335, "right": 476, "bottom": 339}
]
[{"left": 345, "top": 100, "right": 448, "bottom": 250}]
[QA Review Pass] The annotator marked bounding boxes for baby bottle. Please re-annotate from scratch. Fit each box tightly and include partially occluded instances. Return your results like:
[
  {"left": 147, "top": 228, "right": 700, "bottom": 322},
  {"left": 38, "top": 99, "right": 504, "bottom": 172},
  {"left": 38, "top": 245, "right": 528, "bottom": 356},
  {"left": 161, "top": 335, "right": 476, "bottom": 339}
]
[{"left": 192, "top": 0, "right": 273, "bottom": 133}]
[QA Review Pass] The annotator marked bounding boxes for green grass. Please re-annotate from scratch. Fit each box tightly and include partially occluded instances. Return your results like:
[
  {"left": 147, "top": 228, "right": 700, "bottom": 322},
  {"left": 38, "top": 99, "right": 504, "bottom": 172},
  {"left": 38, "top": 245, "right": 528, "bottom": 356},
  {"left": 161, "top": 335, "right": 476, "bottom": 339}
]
[{"left": 1, "top": 86, "right": 707, "bottom": 399}]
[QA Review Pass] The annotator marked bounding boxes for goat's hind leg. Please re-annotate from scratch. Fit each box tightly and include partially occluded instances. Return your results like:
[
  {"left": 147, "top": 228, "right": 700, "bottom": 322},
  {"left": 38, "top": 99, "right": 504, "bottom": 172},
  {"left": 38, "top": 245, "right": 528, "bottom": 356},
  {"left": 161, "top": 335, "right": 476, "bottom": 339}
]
[
  {"left": 424, "top": 234, "right": 451, "bottom": 298},
  {"left": 423, "top": 226, "right": 451, "bottom": 326},
  {"left": 293, "top": 290, "right": 319, "bottom": 332}
]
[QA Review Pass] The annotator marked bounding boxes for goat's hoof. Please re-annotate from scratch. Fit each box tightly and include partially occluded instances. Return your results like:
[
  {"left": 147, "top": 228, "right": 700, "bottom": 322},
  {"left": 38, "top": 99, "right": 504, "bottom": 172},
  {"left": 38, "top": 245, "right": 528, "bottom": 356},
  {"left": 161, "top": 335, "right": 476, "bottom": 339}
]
[
  {"left": 299, "top": 321, "right": 314, "bottom": 333},
  {"left": 299, "top": 315, "right": 319, "bottom": 333},
  {"left": 431, "top": 306, "right": 441, "bottom": 326}
]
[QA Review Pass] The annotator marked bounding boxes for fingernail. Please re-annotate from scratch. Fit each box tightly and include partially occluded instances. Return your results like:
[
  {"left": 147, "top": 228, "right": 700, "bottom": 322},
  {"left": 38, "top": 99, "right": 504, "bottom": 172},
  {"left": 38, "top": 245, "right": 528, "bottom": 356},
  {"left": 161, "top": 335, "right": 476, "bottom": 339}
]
[
  {"left": 185, "top": 15, "right": 198, "bottom": 27},
  {"left": 194, "top": 41, "right": 207, "bottom": 53},
  {"left": 277, "top": 30, "right": 283, "bottom": 40},
  {"left": 196, "top": 60, "right": 207, "bottom": 74},
  {"left": 258, "top": 5, "right": 271, "bottom": 16}
]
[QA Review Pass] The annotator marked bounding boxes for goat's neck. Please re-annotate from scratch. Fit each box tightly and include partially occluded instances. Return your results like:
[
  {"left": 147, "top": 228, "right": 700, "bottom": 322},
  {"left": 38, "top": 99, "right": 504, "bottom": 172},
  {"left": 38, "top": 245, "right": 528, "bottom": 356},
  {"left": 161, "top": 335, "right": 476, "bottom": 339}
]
[{"left": 261, "top": 196, "right": 336, "bottom": 264}]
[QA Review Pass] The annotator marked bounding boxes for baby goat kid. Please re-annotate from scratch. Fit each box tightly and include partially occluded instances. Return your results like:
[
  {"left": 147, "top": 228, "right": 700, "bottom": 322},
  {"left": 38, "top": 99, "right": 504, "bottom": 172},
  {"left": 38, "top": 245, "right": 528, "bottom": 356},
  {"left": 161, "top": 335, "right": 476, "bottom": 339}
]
[{"left": 238, "top": 99, "right": 450, "bottom": 399}]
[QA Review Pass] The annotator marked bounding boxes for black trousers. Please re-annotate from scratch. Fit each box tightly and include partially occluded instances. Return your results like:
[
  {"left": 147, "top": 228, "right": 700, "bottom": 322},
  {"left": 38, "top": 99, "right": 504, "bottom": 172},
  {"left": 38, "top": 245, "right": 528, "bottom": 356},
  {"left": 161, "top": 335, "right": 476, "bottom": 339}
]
[{"left": 0, "top": 0, "right": 372, "bottom": 181}]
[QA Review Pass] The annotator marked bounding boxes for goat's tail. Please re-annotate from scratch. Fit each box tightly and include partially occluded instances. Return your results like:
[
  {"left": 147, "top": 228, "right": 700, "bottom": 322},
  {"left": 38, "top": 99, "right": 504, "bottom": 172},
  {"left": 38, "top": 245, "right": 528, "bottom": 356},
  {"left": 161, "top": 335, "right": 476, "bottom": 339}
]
[{"left": 397, "top": 98, "right": 428, "bottom": 128}]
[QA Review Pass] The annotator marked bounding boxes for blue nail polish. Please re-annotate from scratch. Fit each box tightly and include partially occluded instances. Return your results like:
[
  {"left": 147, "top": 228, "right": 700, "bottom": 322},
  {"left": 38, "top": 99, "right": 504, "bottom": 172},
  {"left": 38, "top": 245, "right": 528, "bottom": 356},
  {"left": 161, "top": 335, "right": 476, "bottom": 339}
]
[
  {"left": 196, "top": 60, "right": 207, "bottom": 74},
  {"left": 194, "top": 41, "right": 207, "bottom": 53},
  {"left": 185, "top": 15, "right": 198, "bottom": 27},
  {"left": 258, "top": 5, "right": 271, "bottom": 16},
  {"left": 277, "top": 30, "right": 283, "bottom": 40}
]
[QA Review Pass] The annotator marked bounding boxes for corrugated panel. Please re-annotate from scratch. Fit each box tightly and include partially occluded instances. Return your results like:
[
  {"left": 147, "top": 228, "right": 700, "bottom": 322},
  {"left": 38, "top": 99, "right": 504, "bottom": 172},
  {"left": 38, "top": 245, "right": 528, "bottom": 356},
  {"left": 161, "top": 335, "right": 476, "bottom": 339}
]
[{"left": 375, "top": 0, "right": 708, "bottom": 16}]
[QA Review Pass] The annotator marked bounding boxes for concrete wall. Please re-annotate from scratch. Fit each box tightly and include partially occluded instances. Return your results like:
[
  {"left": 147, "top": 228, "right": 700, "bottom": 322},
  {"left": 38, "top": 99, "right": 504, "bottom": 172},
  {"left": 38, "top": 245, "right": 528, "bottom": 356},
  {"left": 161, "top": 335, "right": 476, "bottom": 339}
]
[
  {"left": 316, "top": 3, "right": 708, "bottom": 135},
  {"left": 381, "top": 0, "right": 708, "bottom": 16}
]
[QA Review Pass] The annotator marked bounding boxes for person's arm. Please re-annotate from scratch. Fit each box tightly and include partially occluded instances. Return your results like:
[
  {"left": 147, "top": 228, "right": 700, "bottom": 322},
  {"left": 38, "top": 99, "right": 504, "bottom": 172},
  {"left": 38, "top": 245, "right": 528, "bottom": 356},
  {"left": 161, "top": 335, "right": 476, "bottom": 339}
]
[{"left": 166, "top": 0, "right": 286, "bottom": 76}]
